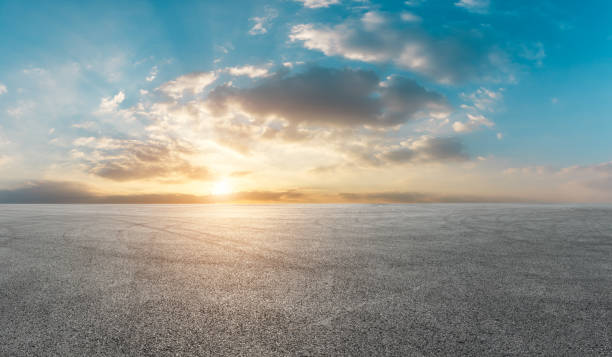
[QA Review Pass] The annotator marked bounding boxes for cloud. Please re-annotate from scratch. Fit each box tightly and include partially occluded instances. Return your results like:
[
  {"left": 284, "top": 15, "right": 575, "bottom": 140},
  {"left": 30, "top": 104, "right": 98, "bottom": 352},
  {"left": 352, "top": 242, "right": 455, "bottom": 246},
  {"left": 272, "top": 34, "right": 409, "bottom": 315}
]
[
  {"left": 295, "top": 0, "right": 340, "bottom": 8},
  {"left": 282, "top": 61, "right": 305, "bottom": 68},
  {"left": 0, "top": 154, "right": 11, "bottom": 167},
  {"left": 400, "top": 12, "right": 421, "bottom": 23},
  {"left": 0, "top": 125, "right": 10, "bottom": 146},
  {"left": 404, "top": 0, "right": 425, "bottom": 6},
  {"left": 207, "top": 66, "right": 447, "bottom": 128},
  {"left": 201, "top": 66, "right": 462, "bottom": 166},
  {"left": 290, "top": 12, "right": 507, "bottom": 83},
  {"left": 580, "top": 162, "right": 612, "bottom": 191},
  {"left": 460, "top": 87, "right": 503, "bottom": 112},
  {"left": 6, "top": 100, "right": 35, "bottom": 118},
  {"left": 230, "top": 170, "right": 252, "bottom": 177},
  {"left": 249, "top": 7, "right": 278, "bottom": 35},
  {"left": 499, "top": 161, "right": 612, "bottom": 201},
  {"left": 382, "top": 136, "right": 468, "bottom": 163},
  {"left": 157, "top": 72, "right": 217, "bottom": 99},
  {"left": 224, "top": 65, "right": 270, "bottom": 78},
  {"left": 0, "top": 181, "right": 208, "bottom": 204},
  {"left": 454, "top": 87, "right": 501, "bottom": 133},
  {"left": 236, "top": 190, "right": 305, "bottom": 202},
  {"left": 338, "top": 191, "right": 523, "bottom": 203},
  {"left": 453, "top": 113, "right": 494, "bottom": 133},
  {"left": 73, "top": 137, "right": 211, "bottom": 182},
  {"left": 146, "top": 65, "right": 158, "bottom": 82},
  {"left": 519, "top": 42, "right": 546, "bottom": 66},
  {"left": 0, "top": 83, "right": 6, "bottom": 95},
  {"left": 0, "top": 181, "right": 96, "bottom": 204},
  {"left": 0, "top": 181, "right": 306, "bottom": 203},
  {"left": 454, "top": 0, "right": 490, "bottom": 14},
  {"left": 309, "top": 164, "right": 340, "bottom": 174},
  {"left": 0, "top": 181, "right": 527, "bottom": 204},
  {"left": 72, "top": 121, "right": 97, "bottom": 130},
  {"left": 98, "top": 91, "right": 125, "bottom": 113},
  {"left": 362, "top": 11, "right": 386, "bottom": 29}
]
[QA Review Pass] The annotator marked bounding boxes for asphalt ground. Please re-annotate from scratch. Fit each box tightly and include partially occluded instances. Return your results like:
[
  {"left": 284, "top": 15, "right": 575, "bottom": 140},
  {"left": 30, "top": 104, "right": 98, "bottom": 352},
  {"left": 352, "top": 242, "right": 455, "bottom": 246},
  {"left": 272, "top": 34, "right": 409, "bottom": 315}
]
[{"left": 1, "top": 204, "right": 611, "bottom": 356}]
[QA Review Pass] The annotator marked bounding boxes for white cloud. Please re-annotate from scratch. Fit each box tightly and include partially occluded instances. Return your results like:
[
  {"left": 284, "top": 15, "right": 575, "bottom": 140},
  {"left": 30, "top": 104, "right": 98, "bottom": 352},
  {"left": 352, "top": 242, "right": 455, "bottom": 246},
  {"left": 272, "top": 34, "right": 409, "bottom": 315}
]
[
  {"left": 362, "top": 11, "right": 386, "bottom": 30},
  {"left": 290, "top": 23, "right": 386, "bottom": 62},
  {"left": 0, "top": 125, "right": 9, "bottom": 146},
  {"left": 461, "top": 87, "right": 503, "bottom": 112},
  {"left": 0, "top": 83, "right": 7, "bottom": 95},
  {"left": 249, "top": 8, "right": 278, "bottom": 35},
  {"left": 22, "top": 67, "right": 46, "bottom": 76},
  {"left": 98, "top": 91, "right": 125, "bottom": 113},
  {"left": 146, "top": 66, "right": 158, "bottom": 82},
  {"left": 520, "top": 42, "right": 546, "bottom": 66},
  {"left": 400, "top": 12, "right": 421, "bottom": 23},
  {"left": 405, "top": 0, "right": 425, "bottom": 6},
  {"left": 72, "top": 121, "right": 97, "bottom": 130},
  {"left": 225, "top": 65, "right": 270, "bottom": 78},
  {"left": 454, "top": 0, "right": 490, "bottom": 14},
  {"left": 497, "top": 132, "right": 503, "bottom": 140},
  {"left": 497, "top": 160, "right": 612, "bottom": 202},
  {"left": 295, "top": 0, "right": 340, "bottom": 8},
  {"left": 281, "top": 61, "right": 305, "bottom": 69},
  {"left": 453, "top": 113, "right": 494, "bottom": 133},
  {"left": 452, "top": 87, "right": 502, "bottom": 133},
  {"left": 249, "top": 20, "right": 269, "bottom": 35},
  {"left": 6, "top": 101, "right": 35, "bottom": 118},
  {"left": 0, "top": 154, "right": 11, "bottom": 167},
  {"left": 157, "top": 72, "right": 217, "bottom": 99},
  {"left": 290, "top": 13, "right": 507, "bottom": 84},
  {"left": 215, "top": 44, "right": 230, "bottom": 54}
]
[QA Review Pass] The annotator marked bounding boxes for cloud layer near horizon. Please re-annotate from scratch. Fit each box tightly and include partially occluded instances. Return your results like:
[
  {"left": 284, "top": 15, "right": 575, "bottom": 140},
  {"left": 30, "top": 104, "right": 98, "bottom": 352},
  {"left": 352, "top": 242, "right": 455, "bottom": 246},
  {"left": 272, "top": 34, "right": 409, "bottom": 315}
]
[{"left": 0, "top": 181, "right": 527, "bottom": 204}]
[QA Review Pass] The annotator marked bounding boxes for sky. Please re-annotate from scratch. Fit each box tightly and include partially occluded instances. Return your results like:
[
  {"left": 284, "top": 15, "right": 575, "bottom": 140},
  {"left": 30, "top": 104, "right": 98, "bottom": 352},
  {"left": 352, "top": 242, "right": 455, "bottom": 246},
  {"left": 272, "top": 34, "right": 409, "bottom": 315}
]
[{"left": 0, "top": 0, "right": 611, "bottom": 203}]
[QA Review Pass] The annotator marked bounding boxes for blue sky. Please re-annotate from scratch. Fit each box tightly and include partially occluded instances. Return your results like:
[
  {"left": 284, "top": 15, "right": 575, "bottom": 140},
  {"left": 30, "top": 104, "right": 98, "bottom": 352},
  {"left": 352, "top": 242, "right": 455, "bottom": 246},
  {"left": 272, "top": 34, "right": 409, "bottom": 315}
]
[{"left": 0, "top": 0, "right": 611, "bottom": 202}]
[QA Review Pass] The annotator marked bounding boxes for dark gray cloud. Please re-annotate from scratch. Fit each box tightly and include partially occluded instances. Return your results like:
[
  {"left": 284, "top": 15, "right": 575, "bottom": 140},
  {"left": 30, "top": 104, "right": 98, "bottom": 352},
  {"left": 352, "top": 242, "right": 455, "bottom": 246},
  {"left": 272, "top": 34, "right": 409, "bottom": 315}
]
[
  {"left": 290, "top": 12, "right": 510, "bottom": 84},
  {"left": 207, "top": 66, "right": 446, "bottom": 128},
  {"left": 0, "top": 181, "right": 530, "bottom": 204},
  {"left": 0, "top": 181, "right": 211, "bottom": 204},
  {"left": 0, "top": 181, "right": 95, "bottom": 204}
]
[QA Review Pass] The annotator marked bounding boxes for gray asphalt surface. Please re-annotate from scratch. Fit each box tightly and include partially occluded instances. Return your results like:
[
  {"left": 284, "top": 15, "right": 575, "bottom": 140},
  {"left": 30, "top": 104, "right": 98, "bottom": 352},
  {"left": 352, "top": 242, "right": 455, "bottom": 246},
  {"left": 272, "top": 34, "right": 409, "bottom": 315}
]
[{"left": 1, "top": 204, "right": 611, "bottom": 356}]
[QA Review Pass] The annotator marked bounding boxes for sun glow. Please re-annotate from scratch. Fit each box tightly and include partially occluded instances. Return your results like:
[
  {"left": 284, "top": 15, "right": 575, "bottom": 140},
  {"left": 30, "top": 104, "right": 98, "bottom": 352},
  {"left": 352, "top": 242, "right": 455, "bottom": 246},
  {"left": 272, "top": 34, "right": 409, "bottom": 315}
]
[{"left": 211, "top": 180, "right": 232, "bottom": 196}]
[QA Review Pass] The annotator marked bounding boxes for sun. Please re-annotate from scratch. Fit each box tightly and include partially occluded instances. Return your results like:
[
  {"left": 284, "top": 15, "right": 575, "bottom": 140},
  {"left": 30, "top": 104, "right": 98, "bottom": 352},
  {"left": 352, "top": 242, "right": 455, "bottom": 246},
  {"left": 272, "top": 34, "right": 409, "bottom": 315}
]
[{"left": 211, "top": 180, "right": 232, "bottom": 196}]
